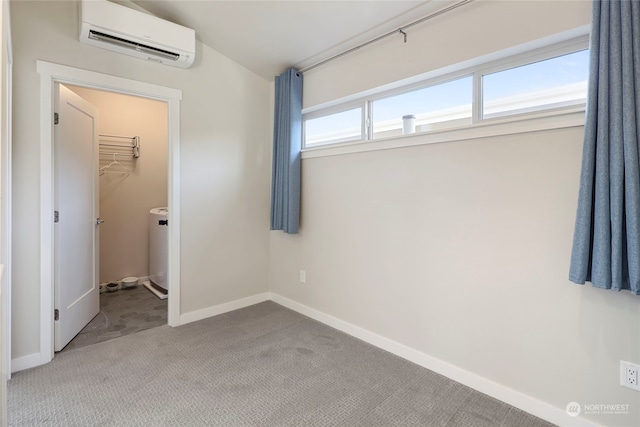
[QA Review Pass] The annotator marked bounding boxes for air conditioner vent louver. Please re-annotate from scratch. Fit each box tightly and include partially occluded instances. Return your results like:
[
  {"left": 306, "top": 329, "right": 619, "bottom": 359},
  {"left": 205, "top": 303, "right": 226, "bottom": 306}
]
[
  {"left": 88, "top": 30, "right": 180, "bottom": 61},
  {"left": 80, "top": 0, "right": 195, "bottom": 69}
]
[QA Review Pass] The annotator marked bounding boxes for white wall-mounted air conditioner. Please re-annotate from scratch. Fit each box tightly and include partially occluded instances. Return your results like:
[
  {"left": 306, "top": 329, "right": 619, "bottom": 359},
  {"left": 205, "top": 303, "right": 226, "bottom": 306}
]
[{"left": 80, "top": 0, "right": 196, "bottom": 69}]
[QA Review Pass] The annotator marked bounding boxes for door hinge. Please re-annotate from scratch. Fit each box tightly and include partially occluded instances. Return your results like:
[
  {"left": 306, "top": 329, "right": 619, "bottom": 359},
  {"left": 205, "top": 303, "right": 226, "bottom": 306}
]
[
  {"left": 54, "top": 211, "right": 59, "bottom": 223},
  {"left": 54, "top": 112, "right": 59, "bottom": 125},
  {"left": 54, "top": 309, "right": 59, "bottom": 321}
]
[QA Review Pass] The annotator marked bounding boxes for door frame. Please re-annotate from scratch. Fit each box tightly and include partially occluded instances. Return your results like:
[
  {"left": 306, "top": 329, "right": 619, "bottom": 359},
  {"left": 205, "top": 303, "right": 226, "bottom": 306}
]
[{"left": 37, "top": 61, "right": 182, "bottom": 364}]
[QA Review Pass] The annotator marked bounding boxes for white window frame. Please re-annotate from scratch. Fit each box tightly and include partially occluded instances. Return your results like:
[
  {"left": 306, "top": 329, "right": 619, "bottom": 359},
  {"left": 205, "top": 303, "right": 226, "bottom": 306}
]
[
  {"left": 302, "top": 30, "right": 590, "bottom": 155},
  {"left": 303, "top": 101, "right": 366, "bottom": 147},
  {"left": 477, "top": 37, "right": 589, "bottom": 121},
  {"left": 367, "top": 72, "right": 474, "bottom": 140}
]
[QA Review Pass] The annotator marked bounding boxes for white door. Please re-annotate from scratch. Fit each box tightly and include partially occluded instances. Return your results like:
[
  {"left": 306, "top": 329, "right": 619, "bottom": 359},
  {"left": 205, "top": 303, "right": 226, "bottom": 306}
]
[{"left": 54, "top": 84, "right": 100, "bottom": 352}]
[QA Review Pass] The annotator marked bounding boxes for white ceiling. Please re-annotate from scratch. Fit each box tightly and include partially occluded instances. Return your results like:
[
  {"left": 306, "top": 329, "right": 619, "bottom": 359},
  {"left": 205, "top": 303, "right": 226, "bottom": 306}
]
[{"left": 127, "top": 1, "right": 453, "bottom": 80}]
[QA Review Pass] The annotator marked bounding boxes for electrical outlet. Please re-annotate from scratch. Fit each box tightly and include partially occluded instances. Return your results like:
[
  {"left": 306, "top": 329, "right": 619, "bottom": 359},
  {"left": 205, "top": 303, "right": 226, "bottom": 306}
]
[
  {"left": 620, "top": 361, "right": 640, "bottom": 391},
  {"left": 627, "top": 367, "right": 637, "bottom": 386},
  {"left": 299, "top": 270, "right": 306, "bottom": 284}
]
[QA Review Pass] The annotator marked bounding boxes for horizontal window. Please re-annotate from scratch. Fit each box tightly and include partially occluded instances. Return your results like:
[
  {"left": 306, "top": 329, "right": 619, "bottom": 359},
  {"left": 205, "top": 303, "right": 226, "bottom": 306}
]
[
  {"left": 371, "top": 76, "right": 473, "bottom": 139},
  {"left": 304, "top": 107, "right": 362, "bottom": 146},
  {"left": 482, "top": 49, "right": 589, "bottom": 119},
  {"left": 302, "top": 35, "right": 589, "bottom": 149}
]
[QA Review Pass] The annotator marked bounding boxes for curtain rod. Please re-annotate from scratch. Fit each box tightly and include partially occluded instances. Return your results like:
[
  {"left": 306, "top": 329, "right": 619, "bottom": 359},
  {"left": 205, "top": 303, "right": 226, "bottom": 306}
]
[{"left": 298, "top": 0, "right": 475, "bottom": 74}]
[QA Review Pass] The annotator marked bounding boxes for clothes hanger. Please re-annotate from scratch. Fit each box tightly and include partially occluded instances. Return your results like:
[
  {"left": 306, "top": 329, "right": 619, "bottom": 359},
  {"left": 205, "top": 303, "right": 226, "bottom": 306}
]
[{"left": 99, "top": 153, "right": 131, "bottom": 176}]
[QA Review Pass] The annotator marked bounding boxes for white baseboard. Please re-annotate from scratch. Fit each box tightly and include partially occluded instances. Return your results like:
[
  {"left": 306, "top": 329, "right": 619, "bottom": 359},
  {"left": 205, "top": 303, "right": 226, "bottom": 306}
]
[
  {"left": 11, "top": 352, "right": 43, "bottom": 373},
  {"left": 269, "top": 292, "right": 600, "bottom": 427},
  {"left": 178, "top": 292, "right": 271, "bottom": 326}
]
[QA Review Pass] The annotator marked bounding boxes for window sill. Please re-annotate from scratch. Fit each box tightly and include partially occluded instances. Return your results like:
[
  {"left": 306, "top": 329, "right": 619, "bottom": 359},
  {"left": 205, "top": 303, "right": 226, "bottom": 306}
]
[{"left": 301, "top": 107, "right": 585, "bottom": 159}]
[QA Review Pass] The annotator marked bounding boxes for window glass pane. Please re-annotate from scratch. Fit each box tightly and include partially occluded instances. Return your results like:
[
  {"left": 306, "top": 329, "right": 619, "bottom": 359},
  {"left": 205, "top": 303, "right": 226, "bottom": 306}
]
[
  {"left": 304, "top": 107, "right": 362, "bottom": 146},
  {"left": 372, "top": 76, "right": 472, "bottom": 139},
  {"left": 483, "top": 49, "right": 589, "bottom": 118}
]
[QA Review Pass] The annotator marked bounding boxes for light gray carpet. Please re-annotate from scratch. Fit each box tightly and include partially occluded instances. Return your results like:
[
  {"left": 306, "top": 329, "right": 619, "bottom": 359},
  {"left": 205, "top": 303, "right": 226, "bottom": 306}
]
[{"left": 8, "top": 301, "right": 554, "bottom": 426}]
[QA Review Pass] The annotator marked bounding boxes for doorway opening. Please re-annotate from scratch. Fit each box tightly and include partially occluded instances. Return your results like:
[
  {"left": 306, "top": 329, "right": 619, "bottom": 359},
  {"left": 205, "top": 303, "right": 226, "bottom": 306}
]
[
  {"left": 57, "top": 84, "right": 169, "bottom": 352},
  {"left": 37, "top": 61, "right": 182, "bottom": 365}
]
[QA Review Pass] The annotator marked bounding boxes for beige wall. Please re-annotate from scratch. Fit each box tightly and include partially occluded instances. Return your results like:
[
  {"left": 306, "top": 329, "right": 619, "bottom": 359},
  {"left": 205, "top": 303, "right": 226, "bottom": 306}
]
[
  {"left": 68, "top": 86, "right": 168, "bottom": 283},
  {"left": 270, "top": 1, "right": 640, "bottom": 427},
  {"left": 11, "top": 1, "right": 271, "bottom": 361},
  {"left": 1, "top": 0, "right": 10, "bottom": 420}
]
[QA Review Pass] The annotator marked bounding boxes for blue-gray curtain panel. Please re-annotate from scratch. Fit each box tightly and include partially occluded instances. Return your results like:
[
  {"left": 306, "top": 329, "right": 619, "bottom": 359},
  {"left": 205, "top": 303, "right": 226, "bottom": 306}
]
[
  {"left": 569, "top": 0, "right": 640, "bottom": 294},
  {"left": 270, "top": 68, "right": 303, "bottom": 234}
]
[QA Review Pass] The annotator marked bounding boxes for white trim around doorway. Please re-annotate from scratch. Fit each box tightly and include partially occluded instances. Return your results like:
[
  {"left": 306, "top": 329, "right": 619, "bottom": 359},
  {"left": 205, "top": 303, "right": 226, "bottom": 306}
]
[{"left": 35, "top": 61, "right": 182, "bottom": 367}]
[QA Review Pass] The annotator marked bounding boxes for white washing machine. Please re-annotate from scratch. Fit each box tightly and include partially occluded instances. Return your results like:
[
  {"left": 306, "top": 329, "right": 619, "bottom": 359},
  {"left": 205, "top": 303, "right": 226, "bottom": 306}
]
[{"left": 146, "top": 207, "right": 168, "bottom": 299}]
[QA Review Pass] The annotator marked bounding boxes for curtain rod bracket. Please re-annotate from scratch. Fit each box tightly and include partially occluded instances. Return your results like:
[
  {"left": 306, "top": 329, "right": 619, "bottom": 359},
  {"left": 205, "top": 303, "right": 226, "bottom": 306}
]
[{"left": 398, "top": 29, "right": 407, "bottom": 43}]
